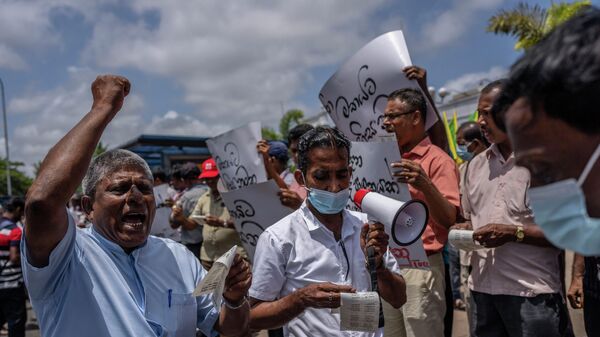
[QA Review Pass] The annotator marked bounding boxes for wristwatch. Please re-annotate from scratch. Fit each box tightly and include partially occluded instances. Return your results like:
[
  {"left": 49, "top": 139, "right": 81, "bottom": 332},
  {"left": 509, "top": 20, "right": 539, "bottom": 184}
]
[{"left": 515, "top": 225, "right": 525, "bottom": 243}]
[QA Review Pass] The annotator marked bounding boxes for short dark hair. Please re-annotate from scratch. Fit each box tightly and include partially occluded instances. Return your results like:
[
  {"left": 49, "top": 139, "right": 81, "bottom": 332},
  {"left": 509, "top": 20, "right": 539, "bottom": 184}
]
[
  {"left": 288, "top": 124, "right": 315, "bottom": 144},
  {"left": 458, "top": 121, "right": 490, "bottom": 147},
  {"left": 297, "top": 126, "right": 351, "bottom": 173},
  {"left": 481, "top": 79, "right": 506, "bottom": 95},
  {"left": 388, "top": 88, "right": 427, "bottom": 123},
  {"left": 170, "top": 162, "right": 200, "bottom": 181},
  {"left": 4, "top": 197, "right": 24, "bottom": 213},
  {"left": 492, "top": 7, "right": 600, "bottom": 134},
  {"left": 152, "top": 169, "right": 168, "bottom": 183}
]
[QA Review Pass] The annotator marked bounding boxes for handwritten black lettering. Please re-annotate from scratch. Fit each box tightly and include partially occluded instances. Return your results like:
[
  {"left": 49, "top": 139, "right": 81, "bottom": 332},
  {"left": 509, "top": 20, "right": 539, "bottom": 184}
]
[
  {"left": 238, "top": 221, "right": 265, "bottom": 247},
  {"left": 349, "top": 154, "right": 363, "bottom": 169},
  {"left": 228, "top": 199, "right": 256, "bottom": 220}
]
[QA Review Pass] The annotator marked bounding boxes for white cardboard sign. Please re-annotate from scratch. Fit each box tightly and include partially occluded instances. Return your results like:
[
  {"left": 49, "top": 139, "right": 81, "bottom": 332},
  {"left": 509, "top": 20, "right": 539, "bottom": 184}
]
[
  {"left": 348, "top": 140, "right": 430, "bottom": 269},
  {"left": 319, "top": 31, "right": 437, "bottom": 142},
  {"left": 220, "top": 180, "right": 293, "bottom": 262},
  {"left": 207, "top": 122, "right": 267, "bottom": 191}
]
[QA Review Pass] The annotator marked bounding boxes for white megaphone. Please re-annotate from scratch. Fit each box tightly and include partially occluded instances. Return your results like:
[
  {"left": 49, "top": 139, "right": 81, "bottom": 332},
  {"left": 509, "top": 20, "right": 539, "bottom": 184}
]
[{"left": 353, "top": 189, "right": 428, "bottom": 246}]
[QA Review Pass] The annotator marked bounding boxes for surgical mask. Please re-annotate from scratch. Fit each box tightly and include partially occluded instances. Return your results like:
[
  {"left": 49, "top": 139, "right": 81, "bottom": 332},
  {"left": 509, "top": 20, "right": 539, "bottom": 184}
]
[
  {"left": 528, "top": 144, "right": 600, "bottom": 255},
  {"left": 456, "top": 143, "right": 474, "bottom": 161},
  {"left": 306, "top": 187, "right": 350, "bottom": 214}
]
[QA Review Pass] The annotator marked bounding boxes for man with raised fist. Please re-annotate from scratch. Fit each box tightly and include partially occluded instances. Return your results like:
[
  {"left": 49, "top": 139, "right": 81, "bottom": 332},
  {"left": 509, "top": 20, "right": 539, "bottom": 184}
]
[{"left": 22, "top": 75, "right": 252, "bottom": 337}]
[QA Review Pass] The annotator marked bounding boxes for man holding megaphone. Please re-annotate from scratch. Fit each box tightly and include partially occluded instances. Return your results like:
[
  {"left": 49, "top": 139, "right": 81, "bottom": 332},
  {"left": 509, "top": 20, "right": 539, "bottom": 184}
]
[{"left": 249, "top": 126, "right": 406, "bottom": 337}]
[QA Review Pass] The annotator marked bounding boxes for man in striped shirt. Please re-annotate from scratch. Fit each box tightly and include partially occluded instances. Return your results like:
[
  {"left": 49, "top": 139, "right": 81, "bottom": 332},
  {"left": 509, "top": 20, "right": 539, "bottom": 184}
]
[{"left": 0, "top": 197, "right": 25, "bottom": 337}]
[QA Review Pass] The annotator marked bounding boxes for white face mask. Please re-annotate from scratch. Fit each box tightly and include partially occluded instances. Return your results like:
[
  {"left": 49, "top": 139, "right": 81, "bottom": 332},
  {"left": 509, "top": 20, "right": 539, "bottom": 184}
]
[{"left": 528, "top": 144, "right": 600, "bottom": 256}]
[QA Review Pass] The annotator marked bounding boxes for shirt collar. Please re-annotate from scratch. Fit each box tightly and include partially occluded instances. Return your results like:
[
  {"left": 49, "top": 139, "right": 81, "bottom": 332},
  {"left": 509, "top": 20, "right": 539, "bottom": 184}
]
[
  {"left": 485, "top": 143, "right": 515, "bottom": 165},
  {"left": 90, "top": 226, "right": 147, "bottom": 257},
  {"left": 299, "top": 202, "right": 356, "bottom": 241},
  {"left": 403, "top": 136, "right": 432, "bottom": 158}
]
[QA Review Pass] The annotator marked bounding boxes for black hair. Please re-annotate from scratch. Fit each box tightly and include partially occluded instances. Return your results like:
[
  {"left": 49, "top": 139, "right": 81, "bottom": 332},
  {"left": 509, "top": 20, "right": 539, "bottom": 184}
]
[
  {"left": 288, "top": 124, "right": 315, "bottom": 144},
  {"left": 458, "top": 121, "right": 490, "bottom": 147},
  {"left": 297, "top": 126, "right": 351, "bottom": 173},
  {"left": 388, "top": 88, "right": 427, "bottom": 123},
  {"left": 481, "top": 79, "right": 506, "bottom": 95},
  {"left": 170, "top": 162, "right": 200, "bottom": 181},
  {"left": 4, "top": 197, "right": 24, "bottom": 213},
  {"left": 492, "top": 7, "right": 600, "bottom": 134},
  {"left": 152, "top": 169, "right": 168, "bottom": 183}
]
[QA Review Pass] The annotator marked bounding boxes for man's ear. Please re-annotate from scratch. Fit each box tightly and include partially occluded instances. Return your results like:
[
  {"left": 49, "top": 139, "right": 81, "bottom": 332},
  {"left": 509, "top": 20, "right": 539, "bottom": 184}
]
[
  {"left": 294, "top": 169, "right": 305, "bottom": 186},
  {"left": 412, "top": 110, "right": 422, "bottom": 126},
  {"left": 81, "top": 195, "right": 94, "bottom": 219}
]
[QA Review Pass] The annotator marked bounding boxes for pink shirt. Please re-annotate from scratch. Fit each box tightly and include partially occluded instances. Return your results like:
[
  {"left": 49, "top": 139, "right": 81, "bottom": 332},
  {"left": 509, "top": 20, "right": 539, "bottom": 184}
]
[
  {"left": 463, "top": 144, "right": 561, "bottom": 297},
  {"left": 403, "top": 137, "right": 460, "bottom": 254}
]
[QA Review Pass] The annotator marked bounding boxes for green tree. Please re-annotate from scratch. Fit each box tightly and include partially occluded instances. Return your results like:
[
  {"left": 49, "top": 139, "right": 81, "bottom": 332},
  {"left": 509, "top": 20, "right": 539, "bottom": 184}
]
[
  {"left": 487, "top": 1, "right": 590, "bottom": 50},
  {"left": 279, "top": 109, "right": 304, "bottom": 140},
  {"left": 0, "top": 159, "right": 33, "bottom": 196},
  {"left": 261, "top": 127, "right": 282, "bottom": 141},
  {"left": 94, "top": 141, "right": 108, "bottom": 158}
]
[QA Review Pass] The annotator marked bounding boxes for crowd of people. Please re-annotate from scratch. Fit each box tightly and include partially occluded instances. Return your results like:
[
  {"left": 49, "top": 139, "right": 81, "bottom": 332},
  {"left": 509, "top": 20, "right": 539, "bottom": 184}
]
[{"left": 0, "top": 7, "right": 599, "bottom": 337}]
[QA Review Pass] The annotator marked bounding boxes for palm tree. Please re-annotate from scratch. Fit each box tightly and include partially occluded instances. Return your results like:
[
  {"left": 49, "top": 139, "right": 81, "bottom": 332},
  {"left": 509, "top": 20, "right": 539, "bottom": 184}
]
[{"left": 487, "top": 1, "right": 590, "bottom": 50}]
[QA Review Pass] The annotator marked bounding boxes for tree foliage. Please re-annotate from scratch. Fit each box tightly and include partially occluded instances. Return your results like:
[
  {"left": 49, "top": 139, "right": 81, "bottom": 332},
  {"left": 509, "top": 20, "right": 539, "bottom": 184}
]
[
  {"left": 0, "top": 159, "right": 33, "bottom": 196},
  {"left": 279, "top": 109, "right": 304, "bottom": 140},
  {"left": 487, "top": 1, "right": 590, "bottom": 50},
  {"left": 261, "top": 127, "right": 282, "bottom": 141}
]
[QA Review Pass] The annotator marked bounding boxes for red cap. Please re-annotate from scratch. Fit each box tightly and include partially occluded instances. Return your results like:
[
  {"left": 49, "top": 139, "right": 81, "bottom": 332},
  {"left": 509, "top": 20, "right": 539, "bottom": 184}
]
[
  {"left": 198, "top": 158, "right": 219, "bottom": 179},
  {"left": 353, "top": 189, "right": 371, "bottom": 209}
]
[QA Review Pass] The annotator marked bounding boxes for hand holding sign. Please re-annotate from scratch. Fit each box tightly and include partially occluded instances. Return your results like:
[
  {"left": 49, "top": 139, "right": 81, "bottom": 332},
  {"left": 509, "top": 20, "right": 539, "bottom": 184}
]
[{"left": 223, "top": 254, "right": 252, "bottom": 306}]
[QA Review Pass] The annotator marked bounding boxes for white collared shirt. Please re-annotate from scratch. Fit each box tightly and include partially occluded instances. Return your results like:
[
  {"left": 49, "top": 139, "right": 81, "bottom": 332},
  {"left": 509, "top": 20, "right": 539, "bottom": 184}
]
[{"left": 250, "top": 203, "right": 400, "bottom": 337}]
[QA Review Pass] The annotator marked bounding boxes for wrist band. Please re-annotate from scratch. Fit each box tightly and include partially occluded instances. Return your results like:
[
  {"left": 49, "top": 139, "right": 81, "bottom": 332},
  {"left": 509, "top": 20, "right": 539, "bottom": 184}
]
[{"left": 223, "top": 296, "right": 248, "bottom": 310}]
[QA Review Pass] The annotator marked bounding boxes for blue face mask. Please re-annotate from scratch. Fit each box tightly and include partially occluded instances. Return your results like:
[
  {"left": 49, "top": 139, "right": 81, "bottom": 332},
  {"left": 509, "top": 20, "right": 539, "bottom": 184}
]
[
  {"left": 528, "top": 144, "right": 600, "bottom": 256},
  {"left": 306, "top": 187, "right": 350, "bottom": 215},
  {"left": 456, "top": 143, "right": 474, "bottom": 161}
]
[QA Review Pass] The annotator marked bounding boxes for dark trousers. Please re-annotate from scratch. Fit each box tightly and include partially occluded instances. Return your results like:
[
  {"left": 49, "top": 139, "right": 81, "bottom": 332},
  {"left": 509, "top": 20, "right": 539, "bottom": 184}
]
[
  {"left": 0, "top": 286, "right": 26, "bottom": 337},
  {"left": 184, "top": 242, "right": 202, "bottom": 259},
  {"left": 584, "top": 294, "right": 600, "bottom": 337},
  {"left": 470, "top": 291, "right": 572, "bottom": 337}
]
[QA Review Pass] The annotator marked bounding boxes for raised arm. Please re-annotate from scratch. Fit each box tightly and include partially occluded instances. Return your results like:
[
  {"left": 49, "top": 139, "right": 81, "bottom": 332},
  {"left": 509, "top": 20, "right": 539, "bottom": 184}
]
[{"left": 24, "top": 75, "right": 130, "bottom": 267}]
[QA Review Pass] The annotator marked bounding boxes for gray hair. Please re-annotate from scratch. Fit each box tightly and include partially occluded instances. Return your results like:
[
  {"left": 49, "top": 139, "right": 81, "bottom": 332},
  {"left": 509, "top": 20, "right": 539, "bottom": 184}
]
[{"left": 82, "top": 149, "right": 153, "bottom": 198}]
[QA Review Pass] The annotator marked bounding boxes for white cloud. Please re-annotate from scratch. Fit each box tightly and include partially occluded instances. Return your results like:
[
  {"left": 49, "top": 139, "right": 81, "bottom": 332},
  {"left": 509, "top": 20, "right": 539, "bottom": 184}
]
[
  {"left": 419, "top": 0, "right": 504, "bottom": 50},
  {"left": 0, "top": 45, "right": 27, "bottom": 70},
  {"left": 82, "top": 1, "right": 388, "bottom": 125},
  {"left": 441, "top": 65, "right": 506, "bottom": 93}
]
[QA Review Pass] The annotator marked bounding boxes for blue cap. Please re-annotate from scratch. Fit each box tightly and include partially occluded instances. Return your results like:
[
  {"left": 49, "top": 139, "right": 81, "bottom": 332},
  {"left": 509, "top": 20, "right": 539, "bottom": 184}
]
[{"left": 268, "top": 141, "right": 289, "bottom": 162}]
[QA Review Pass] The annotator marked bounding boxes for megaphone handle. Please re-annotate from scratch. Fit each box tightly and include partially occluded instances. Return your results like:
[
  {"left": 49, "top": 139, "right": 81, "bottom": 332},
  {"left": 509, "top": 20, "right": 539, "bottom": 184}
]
[{"left": 367, "top": 246, "right": 385, "bottom": 328}]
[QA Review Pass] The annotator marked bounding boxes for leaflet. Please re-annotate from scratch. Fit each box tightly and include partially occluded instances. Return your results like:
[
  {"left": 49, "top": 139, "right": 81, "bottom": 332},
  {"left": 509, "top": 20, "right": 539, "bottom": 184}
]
[
  {"left": 339, "top": 292, "right": 379, "bottom": 332},
  {"left": 193, "top": 245, "right": 237, "bottom": 308},
  {"left": 448, "top": 230, "right": 485, "bottom": 251}
]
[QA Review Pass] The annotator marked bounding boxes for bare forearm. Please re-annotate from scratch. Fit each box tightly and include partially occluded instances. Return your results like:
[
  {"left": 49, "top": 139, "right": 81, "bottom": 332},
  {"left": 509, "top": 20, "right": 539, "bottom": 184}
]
[
  {"left": 216, "top": 302, "right": 250, "bottom": 337},
  {"left": 250, "top": 293, "right": 305, "bottom": 330},
  {"left": 521, "top": 224, "right": 554, "bottom": 247},
  {"left": 25, "top": 106, "right": 114, "bottom": 266},
  {"left": 421, "top": 181, "right": 457, "bottom": 229},
  {"left": 572, "top": 254, "right": 585, "bottom": 279},
  {"left": 376, "top": 269, "right": 406, "bottom": 308},
  {"left": 180, "top": 218, "right": 199, "bottom": 231}
]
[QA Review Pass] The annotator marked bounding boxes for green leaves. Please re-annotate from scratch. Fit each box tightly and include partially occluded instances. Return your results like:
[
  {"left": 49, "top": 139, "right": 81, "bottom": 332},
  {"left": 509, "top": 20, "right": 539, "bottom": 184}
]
[{"left": 487, "top": 1, "right": 590, "bottom": 51}]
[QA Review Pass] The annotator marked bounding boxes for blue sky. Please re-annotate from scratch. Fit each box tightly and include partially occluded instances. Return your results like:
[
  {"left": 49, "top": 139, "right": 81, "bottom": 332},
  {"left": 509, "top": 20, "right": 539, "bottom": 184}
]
[{"left": 0, "top": 0, "right": 593, "bottom": 174}]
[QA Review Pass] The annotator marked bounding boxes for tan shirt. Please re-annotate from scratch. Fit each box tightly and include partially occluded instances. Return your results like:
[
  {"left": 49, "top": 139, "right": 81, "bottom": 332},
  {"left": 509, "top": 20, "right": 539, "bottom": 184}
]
[
  {"left": 463, "top": 145, "right": 561, "bottom": 297},
  {"left": 191, "top": 191, "right": 247, "bottom": 262}
]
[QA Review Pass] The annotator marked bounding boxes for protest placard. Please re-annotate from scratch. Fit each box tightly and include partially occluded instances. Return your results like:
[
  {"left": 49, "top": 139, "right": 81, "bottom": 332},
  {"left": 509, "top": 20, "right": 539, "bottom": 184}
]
[
  {"left": 220, "top": 180, "right": 292, "bottom": 261},
  {"left": 206, "top": 122, "right": 267, "bottom": 191},
  {"left": 319, "top": 31, "right": 437, "bottom": 142},
  {"left": 349, "top": 140, "right": 430, "bottom": 269}
]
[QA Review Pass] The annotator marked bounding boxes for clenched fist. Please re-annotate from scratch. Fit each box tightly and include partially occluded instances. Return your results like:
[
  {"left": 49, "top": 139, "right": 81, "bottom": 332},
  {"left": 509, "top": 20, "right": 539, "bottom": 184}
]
[{"left": 91, "top": 75, "right": 131, "bottom": 115}]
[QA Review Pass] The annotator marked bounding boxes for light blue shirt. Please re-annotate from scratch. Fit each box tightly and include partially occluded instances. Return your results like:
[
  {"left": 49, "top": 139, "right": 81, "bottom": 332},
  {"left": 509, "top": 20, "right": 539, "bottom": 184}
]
[{"left": 21, "top": 214, "right": 220, "bottom": 337}]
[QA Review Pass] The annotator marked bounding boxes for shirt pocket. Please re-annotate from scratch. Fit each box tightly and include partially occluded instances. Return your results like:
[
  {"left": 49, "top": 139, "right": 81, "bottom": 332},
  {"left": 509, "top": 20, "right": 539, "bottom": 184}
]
[{"left": 163, "top": 292, "right": 197, "bottom": 337}]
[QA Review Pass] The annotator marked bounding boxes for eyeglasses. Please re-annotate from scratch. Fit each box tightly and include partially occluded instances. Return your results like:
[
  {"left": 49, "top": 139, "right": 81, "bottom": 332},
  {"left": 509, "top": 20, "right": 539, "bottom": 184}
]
[{"left": 382, "top": 110, "right": 416, "bottom": 120}]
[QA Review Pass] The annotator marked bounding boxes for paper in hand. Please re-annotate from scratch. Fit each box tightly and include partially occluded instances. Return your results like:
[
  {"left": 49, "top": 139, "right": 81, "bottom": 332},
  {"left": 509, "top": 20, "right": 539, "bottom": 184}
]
[
  {"left": 340, "top": 292, "right": 379, "bottom": 332},
  {"left": 448, "top": 230, "right": 485, "bottom": 251},
  {"left": 193, "top": 245, "right": 238, "bottom": 308}
]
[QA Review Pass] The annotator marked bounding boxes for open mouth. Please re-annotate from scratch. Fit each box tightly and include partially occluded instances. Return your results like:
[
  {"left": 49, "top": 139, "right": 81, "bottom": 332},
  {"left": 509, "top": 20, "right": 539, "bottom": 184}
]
[{"left": 121, "top": 212, "right": 147, "bottom": 230}]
